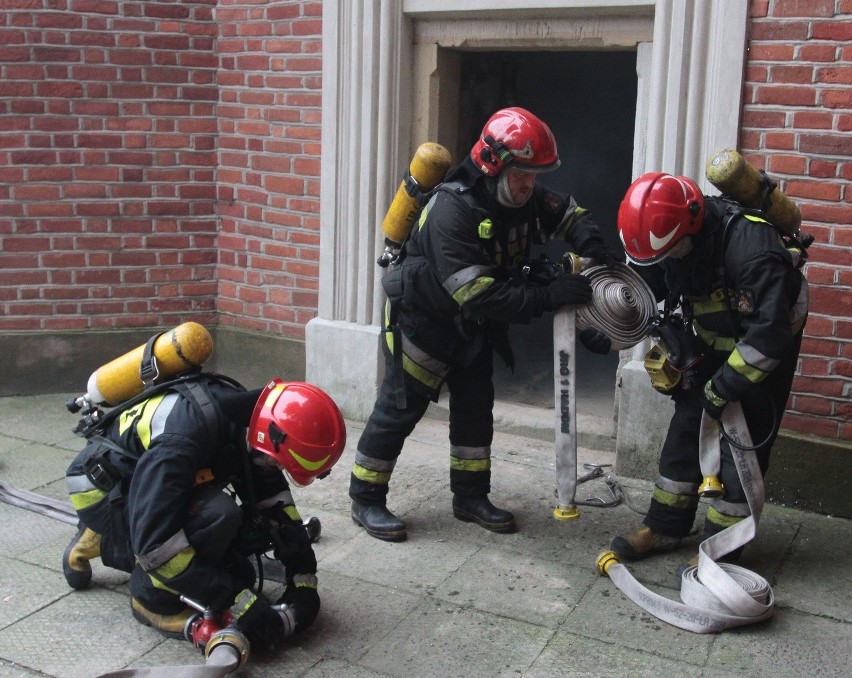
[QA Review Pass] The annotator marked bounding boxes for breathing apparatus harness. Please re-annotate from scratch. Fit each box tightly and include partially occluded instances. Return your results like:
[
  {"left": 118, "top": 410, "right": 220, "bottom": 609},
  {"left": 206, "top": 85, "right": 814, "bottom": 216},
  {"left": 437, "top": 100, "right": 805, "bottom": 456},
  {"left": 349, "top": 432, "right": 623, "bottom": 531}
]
[{"left": 713, "top": 199, "right": 811, "bottom": 451}]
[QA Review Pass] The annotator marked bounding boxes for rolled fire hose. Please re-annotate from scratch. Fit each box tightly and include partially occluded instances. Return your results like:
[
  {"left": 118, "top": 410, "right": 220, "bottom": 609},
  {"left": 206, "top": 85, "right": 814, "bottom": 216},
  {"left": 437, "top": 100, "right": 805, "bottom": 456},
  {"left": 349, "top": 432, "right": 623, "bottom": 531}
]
[
  {"left": 575, "top": 263, "right": 658, "bottom": 349},
  {"left": 553, "top": 263, "right": 657, "bottom": 521},
  {"left": 597, "top": 403, "right": 775, "bottom": 633}
]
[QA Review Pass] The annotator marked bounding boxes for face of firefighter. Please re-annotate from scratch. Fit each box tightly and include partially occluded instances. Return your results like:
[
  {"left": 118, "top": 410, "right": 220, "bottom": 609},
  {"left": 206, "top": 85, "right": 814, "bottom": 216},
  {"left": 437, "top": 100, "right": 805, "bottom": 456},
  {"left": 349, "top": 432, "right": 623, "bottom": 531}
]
[
  {"left": 665, "top": 236, "right": 694, "bottom": 260},
  {"left": 496, "top": 166, "right": 537, "bottom": 208}
]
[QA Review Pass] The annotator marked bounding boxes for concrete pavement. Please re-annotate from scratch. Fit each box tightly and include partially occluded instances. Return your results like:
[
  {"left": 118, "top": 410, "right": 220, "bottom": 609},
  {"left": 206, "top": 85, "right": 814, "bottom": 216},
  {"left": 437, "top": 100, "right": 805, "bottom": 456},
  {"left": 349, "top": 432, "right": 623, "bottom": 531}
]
[{"left": 0, "top": 393, "right": 850, "bottom": 677}]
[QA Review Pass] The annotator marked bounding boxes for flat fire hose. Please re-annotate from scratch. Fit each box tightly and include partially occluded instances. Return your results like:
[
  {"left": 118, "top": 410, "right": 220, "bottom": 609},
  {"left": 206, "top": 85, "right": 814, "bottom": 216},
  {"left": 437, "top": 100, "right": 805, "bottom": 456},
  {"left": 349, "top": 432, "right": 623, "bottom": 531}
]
[
  {"left": 553, "top": 263, "right": 657, "bottom": 521},
  {"left": 0, "top": 479, "right": 78, "bottom": 525},
  {"left": 597, "top": 403, "right": 775, "bottom": 633},
  {"left": 94, "top": 634, "right": 249, "bottom": 678}
]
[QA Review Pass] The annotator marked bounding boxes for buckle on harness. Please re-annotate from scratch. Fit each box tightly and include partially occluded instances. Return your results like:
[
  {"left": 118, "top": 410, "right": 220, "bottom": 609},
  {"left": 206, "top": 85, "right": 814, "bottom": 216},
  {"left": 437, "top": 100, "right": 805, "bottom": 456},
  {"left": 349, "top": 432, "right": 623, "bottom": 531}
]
[
  {"left": 139, "top": 332, "right": 164, "bottom": 386},
  {"left": 83, "top": 456, "right": 118, "bottom": 492}
]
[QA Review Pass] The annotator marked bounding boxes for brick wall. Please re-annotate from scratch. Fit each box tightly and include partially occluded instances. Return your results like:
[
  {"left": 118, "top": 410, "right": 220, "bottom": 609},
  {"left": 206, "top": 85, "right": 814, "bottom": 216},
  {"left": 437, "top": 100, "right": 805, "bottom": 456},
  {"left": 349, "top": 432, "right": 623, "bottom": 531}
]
[
  {"left": 1, "top": 1, "right": 849, "bottom": 441},
  {"left": 0, "top": 0, "right": 220, "bottom": 332},
  {"left": 742, "top": 0, "right": 852, "bottom": 439},
  {"left": 214, "top": 0, "right": 323, "bottom": 339}
]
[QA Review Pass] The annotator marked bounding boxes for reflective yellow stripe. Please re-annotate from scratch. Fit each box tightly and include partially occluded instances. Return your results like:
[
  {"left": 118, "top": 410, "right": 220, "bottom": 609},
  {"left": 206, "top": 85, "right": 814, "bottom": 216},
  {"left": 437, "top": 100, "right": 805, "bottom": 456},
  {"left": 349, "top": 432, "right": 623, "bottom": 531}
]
[
  {"left": 150, "top": 575, "right": 180, "bottom": 594},
  {"left": 706, "top": 506, "right": 746, "bottom": 529},
  {"left": 231, "top": 589, "right": 256, "bottom": 620},
  {"left": 450, "top": 457, "right": 491, "bottom": 472},
  {"left": 402, "top": 354, "right": 443, "bottom": 389},
  {"left": 284, "top": 505, "right": 302, "bottom": 522},
  {"left": 452, "top": 276, "right": 494, "bottom": 305},
  {"left": 727, "top": 347, "right": 768, "bottom": 384},
  {"left": 652, "top": 485, "right": 699, "bottom": 509},
  {"left": 153, "top": 545, "right": 195, "bottom": 581},
  {"left": 694, "top": 323, "right": 736, "bottom": 352},
  {"left": 119, "top": 394, "right": 166, "bottom": 447},
  {"left": 69, "top": 488, "right": 106, "bottom": 511},
  {"left": 743, "top": 213, "right": 770, "bottom": 225},
  {"left": 352, "top": 464, "right": 392, "bottom": 485},
  {"left": 691, "top": 298, "right": 729, "bottom": 315}
]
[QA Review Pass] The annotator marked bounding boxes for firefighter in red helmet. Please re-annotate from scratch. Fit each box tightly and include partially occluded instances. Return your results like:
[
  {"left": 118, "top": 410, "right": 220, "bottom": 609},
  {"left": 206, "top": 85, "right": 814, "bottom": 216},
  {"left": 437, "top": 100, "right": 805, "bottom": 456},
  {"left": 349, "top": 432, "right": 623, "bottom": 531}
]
[
  {"left": 349, "top": 107, "right": 618, "bottom": 541},
  {"left": 610, "top": 171, "right": 809, "bottom": 567},
  {"left": 64, "top": 373, "right": 345, "bottom": 652}
]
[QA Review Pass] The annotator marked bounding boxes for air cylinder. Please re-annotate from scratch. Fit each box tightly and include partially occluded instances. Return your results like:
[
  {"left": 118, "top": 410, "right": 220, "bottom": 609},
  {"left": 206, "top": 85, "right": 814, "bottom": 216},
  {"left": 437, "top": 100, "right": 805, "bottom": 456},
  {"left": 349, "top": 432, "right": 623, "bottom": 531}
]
[
  {"left": 381, "top": 142, "right": 452, "bottom": 247},
  {"left": 705, "top": 149, "right": 801, "bottom": 234},
  {"left": 86, "top": 322, "right": 213, "bottom": 406}
]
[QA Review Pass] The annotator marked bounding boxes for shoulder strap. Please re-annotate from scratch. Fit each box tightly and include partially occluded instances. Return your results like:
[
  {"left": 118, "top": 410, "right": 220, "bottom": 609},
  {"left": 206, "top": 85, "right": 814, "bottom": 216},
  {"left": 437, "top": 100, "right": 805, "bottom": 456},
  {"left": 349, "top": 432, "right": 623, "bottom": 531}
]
[
  {"left": 80, "top": 371, "right": 241, "bottom": 441},
  {"left": 175, "top": 379, "right": 221, "bottom": 449}
]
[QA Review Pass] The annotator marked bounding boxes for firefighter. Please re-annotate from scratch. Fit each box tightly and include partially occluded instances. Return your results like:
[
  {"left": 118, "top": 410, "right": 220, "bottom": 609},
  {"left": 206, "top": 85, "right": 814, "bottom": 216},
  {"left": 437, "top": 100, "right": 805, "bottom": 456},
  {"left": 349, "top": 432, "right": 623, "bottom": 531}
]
[
  {"left": 350, "top": 107, "right": 618, "bottom": 541},
  {"left": 63, "top": 376, "right": 346, "bottom": 651},
  {"left": 610, "top": 172, "right": 809, "bottom": 562}
]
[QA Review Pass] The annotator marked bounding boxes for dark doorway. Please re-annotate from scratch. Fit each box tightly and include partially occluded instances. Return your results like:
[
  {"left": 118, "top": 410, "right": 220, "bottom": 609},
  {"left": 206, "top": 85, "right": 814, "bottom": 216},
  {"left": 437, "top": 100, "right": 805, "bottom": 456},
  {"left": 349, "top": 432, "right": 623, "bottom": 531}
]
[{"left": 456, "top": 50, "right": 637, "bottom": 417}]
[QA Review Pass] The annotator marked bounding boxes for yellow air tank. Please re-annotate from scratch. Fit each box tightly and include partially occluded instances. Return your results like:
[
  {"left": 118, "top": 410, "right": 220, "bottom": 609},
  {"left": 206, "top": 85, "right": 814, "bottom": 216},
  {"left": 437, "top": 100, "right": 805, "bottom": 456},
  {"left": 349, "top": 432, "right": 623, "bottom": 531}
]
[
  {"left": 382, "top": 142, "right": 452, "bottom": 248},
  {"left": 705, "top": 149, "right": 802, "bottom": 235},
  {"left": 86, "top": 321, "right": 213, "bottom": 406}
]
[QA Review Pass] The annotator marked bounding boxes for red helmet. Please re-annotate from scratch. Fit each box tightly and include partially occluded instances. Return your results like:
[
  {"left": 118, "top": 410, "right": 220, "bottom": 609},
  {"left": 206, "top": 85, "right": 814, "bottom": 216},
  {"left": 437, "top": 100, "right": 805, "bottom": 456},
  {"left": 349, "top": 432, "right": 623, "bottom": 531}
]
[
  {"left": 617, "top": 172, "right": 705, "bottom": 264},
  {"left": 248, "top": 379, "right": 346, "bottom": 487},
  {"left": 470, "top": 107, "right": 560, "bottom": 176}
]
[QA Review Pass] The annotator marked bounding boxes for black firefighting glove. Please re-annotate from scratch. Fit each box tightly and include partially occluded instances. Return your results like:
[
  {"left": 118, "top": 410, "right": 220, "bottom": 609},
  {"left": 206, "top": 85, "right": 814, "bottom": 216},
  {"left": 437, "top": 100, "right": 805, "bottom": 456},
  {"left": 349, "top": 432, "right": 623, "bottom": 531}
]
[
  {"left": 276, "top": 576, "right": 321, "bottom": 634},
  {"left": 544, "top": 273, "right": 593, "bottom": 311},
  {"left": 699, "top": 379, "right": 728, "bottom": 421},
  {"left": 580, "top": 240, "right": 620, "bottom": 268},
  {"left": 579, "top": 328, "right": 611, "bottom": 355},
  {"left": 229, "top": 588, "right": 285, "bottom": 651}
]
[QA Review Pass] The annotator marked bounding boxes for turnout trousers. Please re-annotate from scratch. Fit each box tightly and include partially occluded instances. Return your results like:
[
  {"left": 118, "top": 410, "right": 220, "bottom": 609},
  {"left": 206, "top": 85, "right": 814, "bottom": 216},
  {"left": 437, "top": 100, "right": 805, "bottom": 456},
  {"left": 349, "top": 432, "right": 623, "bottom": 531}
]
[
  {"left": 644, "top": 333, "right": 803, "bottom": 540},
  {"left": 350, "top": 337, "right": 496, "bottom": 505},
  {"left": 131, "top": 486, "right": 248, "bottom": 614}
]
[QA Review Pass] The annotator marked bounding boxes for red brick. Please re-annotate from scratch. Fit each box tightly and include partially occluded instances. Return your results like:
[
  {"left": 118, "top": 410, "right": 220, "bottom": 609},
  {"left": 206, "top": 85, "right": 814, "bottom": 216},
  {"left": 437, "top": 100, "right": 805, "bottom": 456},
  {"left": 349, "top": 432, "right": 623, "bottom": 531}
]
[
  {"left": 755, "top": 85, "right": 817, "bottom": 106},
  {"left": 769, "top": 154, "right": 808, "bottom": 175},
  {"left": 812, "top": 21, "right": 852, "bottom": 41},
  {"left": 822, "top": 89, "right": 852, "bottom": 109},
  {"left": 809, "top": 160, "right": 838, "bottom": 178},
  {"left": 749, "top": 21, "right": 810, "bottom": 40},
  {"left": 818, "top": 66, "right": 852, "bottom": 85},
  {"left": 764, "top": 131, "right": 796, "bottom": 150},
  {"left": 797, "top": 43, "right": 837, "bottom": 62},
  {"left": 769, "top": 64, "right": 815, "bottom": 84},
  {"left": 785, "top": 180, "right": 841, "bottom": 201},
  {"left": 799, "top": 133, "right": 852, "bottom": 155},
  {"left": 750, "top": 41, "right": 796, "bottom": 61},
  {"left": 792, "top": 110, "right": 834, "bottom": 129},
  {"left": 772, "top": 0, "right": 836, "bottom": 17}
]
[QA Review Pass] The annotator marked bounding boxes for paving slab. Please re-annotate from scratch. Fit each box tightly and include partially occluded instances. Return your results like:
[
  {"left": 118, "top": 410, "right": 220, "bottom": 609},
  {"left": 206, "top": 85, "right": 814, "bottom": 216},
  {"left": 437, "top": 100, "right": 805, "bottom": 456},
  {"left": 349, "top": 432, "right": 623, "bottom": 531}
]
[{"left": 0, "top": 395, "right": 849, "bottom": 678}]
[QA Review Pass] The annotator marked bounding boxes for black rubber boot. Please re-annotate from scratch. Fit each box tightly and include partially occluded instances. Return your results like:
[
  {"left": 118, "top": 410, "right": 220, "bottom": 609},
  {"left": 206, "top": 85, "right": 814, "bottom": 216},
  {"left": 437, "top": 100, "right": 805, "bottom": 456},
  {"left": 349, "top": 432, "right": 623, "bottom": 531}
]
[
  {"left": 351, "top": 501, "right": 407, "bottom": 542},
  {"left": 452, "top": 495, "right": 517, "bottom": 534}
]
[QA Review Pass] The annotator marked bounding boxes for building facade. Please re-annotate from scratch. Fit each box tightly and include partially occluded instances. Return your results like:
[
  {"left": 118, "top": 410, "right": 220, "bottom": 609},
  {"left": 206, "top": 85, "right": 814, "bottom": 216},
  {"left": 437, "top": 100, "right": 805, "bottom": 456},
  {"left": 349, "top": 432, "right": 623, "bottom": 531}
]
[{"left": 1, "top": 1, "right": 849, "bottom": 462}]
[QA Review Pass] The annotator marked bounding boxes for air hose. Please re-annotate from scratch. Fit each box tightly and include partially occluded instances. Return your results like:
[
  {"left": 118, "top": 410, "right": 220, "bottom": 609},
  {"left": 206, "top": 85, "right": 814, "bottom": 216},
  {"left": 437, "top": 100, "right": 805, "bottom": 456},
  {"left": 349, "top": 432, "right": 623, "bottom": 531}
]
[{"left": 597, "top": 404, "right": 775, "bottom": 633}]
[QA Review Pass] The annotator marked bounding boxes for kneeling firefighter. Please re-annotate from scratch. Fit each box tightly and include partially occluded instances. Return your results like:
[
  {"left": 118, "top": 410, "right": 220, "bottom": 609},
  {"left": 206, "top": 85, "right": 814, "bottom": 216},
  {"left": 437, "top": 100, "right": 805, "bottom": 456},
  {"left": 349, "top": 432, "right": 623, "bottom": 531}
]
[
  {"left": 64, "top": 355, "right": 346, "bottom": 652},
  {"left": 350, "top": 106, "right": 619, "bottom": 541},
  {"left": 611, "top": 171, "right": 809, "bottom": 564}
]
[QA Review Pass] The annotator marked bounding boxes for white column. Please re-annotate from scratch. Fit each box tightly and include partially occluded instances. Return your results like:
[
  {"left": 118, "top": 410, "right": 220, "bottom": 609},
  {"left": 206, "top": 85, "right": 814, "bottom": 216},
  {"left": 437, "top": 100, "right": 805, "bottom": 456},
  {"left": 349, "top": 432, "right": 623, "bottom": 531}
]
[
  {"left": 307, "top": 1, "right": 411, "bottom": 419},
  {"left": 616, "top": 0, "right": 748, "bottom": 476}
]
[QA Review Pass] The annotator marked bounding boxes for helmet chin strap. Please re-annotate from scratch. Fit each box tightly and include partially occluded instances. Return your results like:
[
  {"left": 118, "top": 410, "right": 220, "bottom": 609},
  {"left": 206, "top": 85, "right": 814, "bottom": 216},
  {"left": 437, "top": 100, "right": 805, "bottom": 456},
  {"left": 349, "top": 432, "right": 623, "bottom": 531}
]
[{"left": 495, "top": 171, "right": 532, "bottom": 208}]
